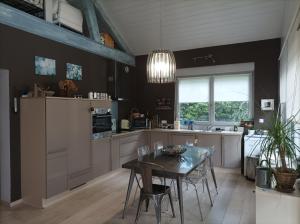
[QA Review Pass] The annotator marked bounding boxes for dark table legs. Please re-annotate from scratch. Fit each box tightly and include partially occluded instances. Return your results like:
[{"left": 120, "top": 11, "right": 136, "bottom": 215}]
[
  {"left": 122, "top": 169, "right": 135, "bottom": 219},
  {"left": 176, "top": 176, "right": 184, "bottom": 224}
]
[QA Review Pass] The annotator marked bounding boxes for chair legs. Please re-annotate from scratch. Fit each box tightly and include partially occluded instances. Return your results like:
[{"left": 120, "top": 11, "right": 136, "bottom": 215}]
[
  {"left": 194, "top": 187, "right": 204, "bottom": 221},
  {"left": 205, "top": 178, "right": 213, "bottom": 207},
  {"left": 135, "top": 192, "right": 175, "bottom": 224},
  {"left": 210, "top": 167, "right": 218, "bottom": 194},
  {"left": 168, "top": 192, "right": 176, "bottom": 218},
  {"left": 135, "top": 194, "right": 144, "bottom": 224}
]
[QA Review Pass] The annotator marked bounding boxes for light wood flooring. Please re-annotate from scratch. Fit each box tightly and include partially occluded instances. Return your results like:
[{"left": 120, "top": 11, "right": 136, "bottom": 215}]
[{"left": 0, "top": 168, "right": 255, "bottom": 224}]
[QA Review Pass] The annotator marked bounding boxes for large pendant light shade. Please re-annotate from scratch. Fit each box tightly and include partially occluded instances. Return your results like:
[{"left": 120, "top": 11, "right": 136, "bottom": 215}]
[{"left": 146, "top": 49, "right": 176, "bottom": 83}]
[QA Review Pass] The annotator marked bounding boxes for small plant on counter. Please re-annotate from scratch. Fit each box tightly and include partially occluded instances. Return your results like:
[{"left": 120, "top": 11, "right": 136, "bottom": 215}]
[{"left": 260, "top": 110, "right": 300, "bottom": 192}]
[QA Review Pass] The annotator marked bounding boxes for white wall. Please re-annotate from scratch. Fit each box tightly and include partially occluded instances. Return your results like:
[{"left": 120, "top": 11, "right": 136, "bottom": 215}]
[
  {"left": 0, "top": 69, "right": 11, "bottom": 203},
  {"left": 280, "top": 0, "right": 300, "bottom": 121}
]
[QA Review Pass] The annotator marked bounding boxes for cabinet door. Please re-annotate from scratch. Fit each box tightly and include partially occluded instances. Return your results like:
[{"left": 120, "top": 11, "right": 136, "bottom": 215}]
[
  {"left": 196, "top": 134, "right": 222, "bottom": 167},
  {"left": 150, "top": 132, "right": 169, "bottom": 150},
  {"left": 46, "top": 150, "right": 67, "bottom": 198},
  {"left": 170, "top": 133, "right": 195, "bottom": 145},
  {"left": 67, "top": 100, "right": 92, "bottom": 186},
  {"left": 111, "top": 137, "right": 120, "bottom": 170},
  {"left": 46, "top": 98, "right": 68, "bottom": 154},
  {"left": 222, "top": 135, "right": 242, "bottom": 168},
  {"left": 46, "top": 99, "right": 68, "bottom": 197},
  {"left": 92, "top": 138, "right": 111, "bottom": 178}
]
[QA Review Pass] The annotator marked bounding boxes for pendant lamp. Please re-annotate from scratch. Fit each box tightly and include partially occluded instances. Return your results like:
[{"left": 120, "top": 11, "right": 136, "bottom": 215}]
[{"left": 146, "top": 1, "right": 176, "bottom": 83}]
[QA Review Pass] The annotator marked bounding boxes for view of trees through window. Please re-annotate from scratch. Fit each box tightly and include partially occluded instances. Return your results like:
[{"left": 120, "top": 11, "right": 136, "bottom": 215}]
[
  {"left": 215, "top": 101, "right": 249, "bottom": 122},
  {"left": 178, "top": 74, "right": 252, "bottom": 124}
]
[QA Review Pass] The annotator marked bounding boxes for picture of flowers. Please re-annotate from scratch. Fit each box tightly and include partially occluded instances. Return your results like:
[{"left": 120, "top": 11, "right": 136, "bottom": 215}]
[
  {"left": 66, "top": 63, "right": 82, "bottom": 80},
  {"left": 35, "top": 56, "right": 56, "bottom": 76}
]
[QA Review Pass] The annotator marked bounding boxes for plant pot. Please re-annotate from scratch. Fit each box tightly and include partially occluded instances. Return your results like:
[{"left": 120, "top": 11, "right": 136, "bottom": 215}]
[{"left": 274, "top": 168, "right": 298, "bottom": 193}]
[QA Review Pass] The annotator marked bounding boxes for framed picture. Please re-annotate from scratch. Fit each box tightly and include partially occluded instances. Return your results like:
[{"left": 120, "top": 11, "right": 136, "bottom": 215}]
[
  {"left": 66, "top": 63, "right": 82, "bottom": 80},
  {"left": 35, "top": 56, "right": 56, "bottom": 76},
  {"left": 261, "top": 99, "right": 274, "bottom": 111}
]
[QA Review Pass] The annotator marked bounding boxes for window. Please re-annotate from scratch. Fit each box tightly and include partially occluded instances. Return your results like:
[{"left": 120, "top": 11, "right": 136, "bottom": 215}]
[
  {"left": 214, "top": 75, "right": 250, "bottom": 122},
  {"left": 178, "top": 77, "right": 209, "bottom": 122},
  {"left": 177, "top": 73, "right": 252, "bottom": 125}
]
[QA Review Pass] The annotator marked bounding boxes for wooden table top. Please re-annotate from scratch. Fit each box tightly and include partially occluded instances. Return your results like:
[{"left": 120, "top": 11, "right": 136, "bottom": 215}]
[{"left": 122, "top": 145, "right": 209, "bottom": 177}]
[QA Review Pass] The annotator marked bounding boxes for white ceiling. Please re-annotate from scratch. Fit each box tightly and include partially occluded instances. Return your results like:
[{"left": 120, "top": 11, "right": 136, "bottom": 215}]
[{"left": 99, "top": 0, "right": 287, "bottom": 56}]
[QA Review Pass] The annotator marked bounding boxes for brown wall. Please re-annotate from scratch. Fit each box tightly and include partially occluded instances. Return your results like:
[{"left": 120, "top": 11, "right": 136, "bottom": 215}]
[
  {"left": 0, "top": 24, "right": 136, "bottom": 201},
  {"left": 135, "top": 38, "right": 280, "bottom": 127}
]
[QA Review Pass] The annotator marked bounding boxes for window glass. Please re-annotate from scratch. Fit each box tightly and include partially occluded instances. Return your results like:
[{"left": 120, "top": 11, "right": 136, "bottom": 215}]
[
  {"left": 214, "top": 74, "right": 250, "bottom": 122},
  {"left": 178, "top": 77, "right": 209, "bottom": 122}
]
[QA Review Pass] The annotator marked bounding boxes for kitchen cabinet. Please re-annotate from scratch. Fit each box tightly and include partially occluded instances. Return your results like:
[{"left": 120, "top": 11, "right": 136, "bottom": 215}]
[
  {"left": 196, "top": 134, "right": 222, "bottom": 167},
  {"left": 170, "top": 133, "right": 195, "bottom": 145},
  {"left": 20, "top": 97, "right": 110, "bottom": 208},
  {"left": 111, "top": 131, "right": 149, "bottom": 168},
  {"left": 92, "top": 138, "right": 111, "bottom": 178},
  {"left": 150, "top": 131, "right": 169, "bottom": 150},
  {"left": 222, "top": 134, "right": 242, "bottom": 168},
  {"left": 67, "top": 100, "right": 92, "bottom": 189},
  {"left": 46, "top": 98, "right": 68, "bottom": 197}
]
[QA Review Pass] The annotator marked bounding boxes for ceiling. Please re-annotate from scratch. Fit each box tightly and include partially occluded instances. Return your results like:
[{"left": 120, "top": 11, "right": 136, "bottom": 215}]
[{"left": 98, "top": 0, "right": 287, "bottom": 56}]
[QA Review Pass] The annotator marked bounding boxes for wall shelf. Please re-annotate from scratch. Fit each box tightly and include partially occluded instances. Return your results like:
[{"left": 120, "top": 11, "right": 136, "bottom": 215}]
[{"left": 0, "top": 3, "right": 135, "bottom": 66}]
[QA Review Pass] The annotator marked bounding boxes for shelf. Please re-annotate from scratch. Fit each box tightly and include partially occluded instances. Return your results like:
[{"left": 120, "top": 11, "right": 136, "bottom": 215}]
[{"left": 0, "top": 3, "right": 135, "bottom": 66}]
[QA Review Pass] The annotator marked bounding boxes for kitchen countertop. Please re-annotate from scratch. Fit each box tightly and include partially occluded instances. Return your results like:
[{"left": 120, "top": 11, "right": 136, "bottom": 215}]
[{"left": 111, "top": 128, "right": 243, "bottom": 138}]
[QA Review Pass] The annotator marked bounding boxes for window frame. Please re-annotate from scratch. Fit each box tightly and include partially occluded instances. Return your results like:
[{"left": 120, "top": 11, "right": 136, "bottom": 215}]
[{"left": 175, "top": 72, "right": 254, "bottom": 126}]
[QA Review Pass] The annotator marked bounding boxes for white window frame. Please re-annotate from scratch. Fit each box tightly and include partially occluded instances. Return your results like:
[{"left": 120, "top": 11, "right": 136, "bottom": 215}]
[{"left": 175, "top": 63, "right": 254, "bottom": 126}]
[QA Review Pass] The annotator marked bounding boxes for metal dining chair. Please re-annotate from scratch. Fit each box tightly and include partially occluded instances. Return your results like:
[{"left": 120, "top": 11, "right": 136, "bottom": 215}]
[
  {"left": 183, "top": 151, "right": 212, "bottom": 221},
  {"left": 134, "top": 161, "right": 175, "bottom": 224}
]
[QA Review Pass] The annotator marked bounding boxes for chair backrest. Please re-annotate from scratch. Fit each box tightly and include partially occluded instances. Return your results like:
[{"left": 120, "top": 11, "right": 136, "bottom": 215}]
[
  {"left": 137, "top": 145, "right": 150, "bottom": 161},
  {"left": 135, "top": 161, "right": 166, "bottom": 194}
]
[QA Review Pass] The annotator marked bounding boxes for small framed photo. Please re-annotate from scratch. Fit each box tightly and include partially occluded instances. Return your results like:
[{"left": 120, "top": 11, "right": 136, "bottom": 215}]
[{"left": 261, "top": 99, "right": 274, "bottom": 111}]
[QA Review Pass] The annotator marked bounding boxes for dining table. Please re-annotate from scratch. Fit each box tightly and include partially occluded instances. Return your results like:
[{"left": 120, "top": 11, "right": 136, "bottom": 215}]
[{"left": 121, "top": 145, "right": 210, "bottom": 224}]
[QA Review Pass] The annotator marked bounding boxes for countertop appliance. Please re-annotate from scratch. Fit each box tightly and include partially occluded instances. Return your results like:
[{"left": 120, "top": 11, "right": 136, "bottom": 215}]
[
  {"left": 91, "top": 107, "right": 112, "bottom": 139},
  {"left": 131, "top": 117, "right": 147, "bottom": 129},
  {"left": 121, "top": 119, "right": 130, "bottom": 130}
]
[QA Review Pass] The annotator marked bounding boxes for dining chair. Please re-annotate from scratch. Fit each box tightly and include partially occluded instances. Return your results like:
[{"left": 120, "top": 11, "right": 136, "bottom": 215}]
[
  {"left": 134, "top": 161, "right": 175, "bottom": 224},
  {"left": 183, "top": 151, "right": 213, "bottom": 221},
  {"left": 193, "top": 139, "right": 218, "bottom": 194}
]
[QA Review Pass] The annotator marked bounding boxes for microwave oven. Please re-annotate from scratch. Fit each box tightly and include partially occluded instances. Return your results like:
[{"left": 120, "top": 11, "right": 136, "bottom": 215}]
[{"left": 131, "top": 117, "right": 147, "bottom": 129}]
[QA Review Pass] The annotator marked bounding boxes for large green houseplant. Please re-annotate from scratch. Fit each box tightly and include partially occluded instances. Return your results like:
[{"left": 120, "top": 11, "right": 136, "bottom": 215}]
[{"left": 260, "top": 111, "right": 300, "bottom": 192}]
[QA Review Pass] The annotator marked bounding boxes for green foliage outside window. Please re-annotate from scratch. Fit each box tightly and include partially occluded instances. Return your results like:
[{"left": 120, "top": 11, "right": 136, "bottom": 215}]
[
  {"left": 215, "top": 101, "right": 249, "bottom": 122},
  {"left": 179, "top": 103, "right": 209, "bottom": 121},
  {"left": 180, "top": 101, "right": 250, "bottom": 123}
]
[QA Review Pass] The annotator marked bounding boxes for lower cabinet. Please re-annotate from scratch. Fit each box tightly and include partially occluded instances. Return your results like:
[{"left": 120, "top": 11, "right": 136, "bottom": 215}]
[
  {"left": 111, "top": 132, "right": 149, "bottom": 169},
  {"left": 169, "top": 133, "right": 195, "bottom": 145},
  {"left": 92, "top": 138, "right": 111, "bottom": 178},
  {"left": 222, "top": 135, "right": 242, "bottom": 168},
  {"left": 196, "top": 134, "right": 222, "bottom": 167},
  {"left": 150, "top": 131, "right": 169, "bottom": 150},
  {"left": 46, "top": 150, "right": 68, "bottom": 198}
]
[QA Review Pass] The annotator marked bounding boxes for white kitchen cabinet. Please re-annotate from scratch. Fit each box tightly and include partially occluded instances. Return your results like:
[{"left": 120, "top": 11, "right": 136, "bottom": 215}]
[
  {"left": 67, "top": 100, "right": 92, "bottom": 189},
  {"left": 92, "top": 138, "right": 111, "bottom": 178},
  {"left": 20, "top": 97, "right": 110, "bottom": 207},
  {"left": 170, "top": 133, "right": 195, "bottom": 145},
  {"left": 222, "top": 134, "right": 242, "bottom": 168},
  {"left": 150, "top": 131, "right": 169, "bottom": 150},
  {"left": 111, "top": 131, "right": 149, "bottom": 168},
  {"left": 196, "top": 134, "right": 222, "bottom": 167}
]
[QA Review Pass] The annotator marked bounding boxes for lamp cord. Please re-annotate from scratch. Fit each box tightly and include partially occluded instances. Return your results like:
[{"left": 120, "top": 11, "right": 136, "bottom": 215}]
[{"left": 160, "top": 0, "right": 162, "bottom": 49}]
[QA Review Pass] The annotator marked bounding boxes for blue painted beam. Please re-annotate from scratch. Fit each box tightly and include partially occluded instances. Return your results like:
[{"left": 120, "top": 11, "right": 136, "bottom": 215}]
[
  {"left": 68, "top": 0, "right": 101, "bottom": 43},
  {"left": 0, "top": 3, "right": 135, "bottom": 66},
  {"left": 93, "top": 0, "right": 133, "bottom": 55}
]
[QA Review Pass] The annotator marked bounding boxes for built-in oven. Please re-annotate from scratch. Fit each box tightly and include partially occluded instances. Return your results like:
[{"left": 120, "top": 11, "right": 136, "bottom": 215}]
[{"left": 91, "top": 107, "right": 112, "bottom": 140}]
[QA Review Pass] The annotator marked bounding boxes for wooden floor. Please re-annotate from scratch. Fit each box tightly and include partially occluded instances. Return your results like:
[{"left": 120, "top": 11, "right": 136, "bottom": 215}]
[{"left": 0, "top": 168, "right": 255, "bottom": 224}]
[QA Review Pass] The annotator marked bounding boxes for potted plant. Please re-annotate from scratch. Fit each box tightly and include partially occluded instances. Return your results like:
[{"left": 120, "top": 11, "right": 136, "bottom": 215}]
[{"left": 260, "top": 112, "right": 300, "bottom": 192}]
